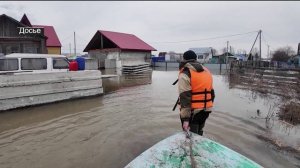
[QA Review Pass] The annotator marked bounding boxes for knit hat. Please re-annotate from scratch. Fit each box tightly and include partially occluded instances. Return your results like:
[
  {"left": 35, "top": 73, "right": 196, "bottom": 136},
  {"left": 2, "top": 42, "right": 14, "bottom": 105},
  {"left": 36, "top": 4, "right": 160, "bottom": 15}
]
[{"left": 183, "top": 50, "right": 197, "bottom": 60}]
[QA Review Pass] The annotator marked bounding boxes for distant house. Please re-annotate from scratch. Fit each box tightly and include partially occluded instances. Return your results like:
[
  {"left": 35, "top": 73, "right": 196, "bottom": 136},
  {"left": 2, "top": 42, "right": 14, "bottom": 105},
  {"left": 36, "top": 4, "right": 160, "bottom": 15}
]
[
  {"left": 0, "top": 14, "right": 62, "bottom": 55},
  {"left": 189, "top": 47, "right": 213, "bottom": 63},
  {"left": 165, "top": 51, "right": 183, "bottom": 62},
  {"left": 297, "top": 43, "right": 300, "bottom": 56},
  {"left": 33, "top": 25, "right": 62, "bottom": 54},
  {"left": 212, "top": 52, "right": 234, "bottom": 64},
  {"left": 292, "top": 43, "right": 300, "bottom": 67},
  {"left": 158, "top": 52, "right": 167, "bottom": 57},
  {"left": 20, "top": 14, "right": 62, "bottom": 54},
  {"left": 285, "top": 43, "right": 300, "bottom": 68},
  {"left": 84, "top": 30, "right": 156, "bottom": 69},
  {"left": 288, "top": 55, "right": 300, "bottom": 67},
  {"left": 0, "top": 14, "right": 47, "bottom": 55},
  {"left": 234, "top": 54, "right": 248, "bottom": 61}
]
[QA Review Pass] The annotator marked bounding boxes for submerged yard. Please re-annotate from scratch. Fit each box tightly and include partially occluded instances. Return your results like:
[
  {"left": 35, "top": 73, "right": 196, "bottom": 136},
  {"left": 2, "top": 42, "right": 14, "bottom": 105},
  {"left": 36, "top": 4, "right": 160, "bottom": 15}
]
[{"left": 0, "top": 69, "right": 299, "bottom": 168}]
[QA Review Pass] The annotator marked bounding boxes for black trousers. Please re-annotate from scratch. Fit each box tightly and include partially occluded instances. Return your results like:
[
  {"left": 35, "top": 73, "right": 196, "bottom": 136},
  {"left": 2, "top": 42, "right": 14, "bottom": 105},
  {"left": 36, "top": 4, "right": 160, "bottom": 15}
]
[{"left": 181, "top": 111, "right": 211, "bottom": 136}]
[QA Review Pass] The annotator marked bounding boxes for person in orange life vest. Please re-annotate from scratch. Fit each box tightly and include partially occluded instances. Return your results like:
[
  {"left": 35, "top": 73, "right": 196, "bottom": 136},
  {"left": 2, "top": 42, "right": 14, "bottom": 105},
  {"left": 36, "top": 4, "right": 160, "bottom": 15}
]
[{"left": 178, "top": 50, "right": 215, "bottom": 136}]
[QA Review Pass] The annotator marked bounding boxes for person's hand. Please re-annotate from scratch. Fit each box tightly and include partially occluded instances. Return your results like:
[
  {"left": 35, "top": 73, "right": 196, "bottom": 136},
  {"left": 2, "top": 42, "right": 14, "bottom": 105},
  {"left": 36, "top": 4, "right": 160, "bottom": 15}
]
[{"left": 182, "top": 121, "right": 190, "bottom": 132}]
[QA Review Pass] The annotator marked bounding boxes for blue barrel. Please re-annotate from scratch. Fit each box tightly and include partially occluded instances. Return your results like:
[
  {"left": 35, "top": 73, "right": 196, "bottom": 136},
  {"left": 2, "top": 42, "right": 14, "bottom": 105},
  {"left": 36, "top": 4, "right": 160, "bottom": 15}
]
[
  {"left": 151, "top": 57, "right": 158, "bottom": 62},
  {"left": 158, "top": 56, "right": 165, "bottom": 62},
  {"left": 151, "top": 57, "right": 165, "bottom": 62},
  {"left": 75, "top": 57, "right": 85, "bottom": 70}
]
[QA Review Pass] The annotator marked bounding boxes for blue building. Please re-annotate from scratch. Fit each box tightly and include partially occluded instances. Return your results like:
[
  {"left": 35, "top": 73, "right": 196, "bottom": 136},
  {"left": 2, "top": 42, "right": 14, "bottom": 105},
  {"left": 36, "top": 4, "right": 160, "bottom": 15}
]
[{"left": 234, "top": 54, "right": 248, "bottom": 61}]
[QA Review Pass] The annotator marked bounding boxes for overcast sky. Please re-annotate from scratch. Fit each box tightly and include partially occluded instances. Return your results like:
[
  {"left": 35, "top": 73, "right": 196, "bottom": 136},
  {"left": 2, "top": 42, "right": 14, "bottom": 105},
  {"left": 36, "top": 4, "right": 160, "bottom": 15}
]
[{"left": 1, "top": 1, "right": 300, "bottom": 57}]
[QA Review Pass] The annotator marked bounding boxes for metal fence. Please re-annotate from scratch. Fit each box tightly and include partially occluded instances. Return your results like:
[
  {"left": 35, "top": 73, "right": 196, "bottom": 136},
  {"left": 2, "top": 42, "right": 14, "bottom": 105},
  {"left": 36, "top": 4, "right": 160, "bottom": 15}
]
[{"left": 231, "top": 60, "right": 300, "bottom": 70}]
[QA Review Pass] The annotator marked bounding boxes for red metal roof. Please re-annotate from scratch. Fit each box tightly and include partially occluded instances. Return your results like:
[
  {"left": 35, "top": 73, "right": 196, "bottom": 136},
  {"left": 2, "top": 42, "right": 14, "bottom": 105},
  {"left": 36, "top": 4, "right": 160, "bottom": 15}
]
[
  {"left": 96, "top": 30, "right": 156, "bottom": 51},
  {"left": 33, "top": 25, "right": 62, "bottom": 47}
]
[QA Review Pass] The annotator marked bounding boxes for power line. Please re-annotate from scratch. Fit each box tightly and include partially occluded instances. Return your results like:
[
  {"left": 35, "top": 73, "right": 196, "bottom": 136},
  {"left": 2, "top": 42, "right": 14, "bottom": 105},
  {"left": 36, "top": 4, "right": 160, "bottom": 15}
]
[
  {"left": 150, "top": 30, "right": 259, "bottom": 44},
  {"left": 226, "top": 32, "right": 258, "bottom": 43},
  {"left": 262, "top": 31, "right": 274, "bottom": 42},
  {"left": 60, "top": 34, "right": 74, "bottom": 43},
  {"left": 76, "top": 33, "right": 87, "bottom": 42},
  {"left": 62, "top": 44, "right": 86, "bottom": 47},
  {"left": 261, "top": 33, "right": 271, "bottom": 48}
]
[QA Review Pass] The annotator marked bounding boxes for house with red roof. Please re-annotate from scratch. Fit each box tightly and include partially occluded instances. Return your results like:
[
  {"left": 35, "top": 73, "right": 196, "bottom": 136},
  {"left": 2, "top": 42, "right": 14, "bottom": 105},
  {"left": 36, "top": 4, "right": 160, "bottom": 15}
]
[
  {"left": 0, "top": 14, "right": 61, "bottom": 55},
  {"left": 0, "top": 14, "right": 47, "bottom": 55},
  {"left": 33, "top": 25, "right": 62, "bottom": 54},
  {"left": 20, "top": 14, "right": 62, "bottom": 55},
  {"left": 84, "top": 30, "right": 156, "bottom": 69}
]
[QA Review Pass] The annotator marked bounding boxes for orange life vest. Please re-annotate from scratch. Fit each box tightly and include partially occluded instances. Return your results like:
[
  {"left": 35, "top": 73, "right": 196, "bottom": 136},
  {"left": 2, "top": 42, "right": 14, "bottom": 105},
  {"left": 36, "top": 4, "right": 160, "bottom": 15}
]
[{"left": 179, "top": 66, "right": 213, "bottom": 110}]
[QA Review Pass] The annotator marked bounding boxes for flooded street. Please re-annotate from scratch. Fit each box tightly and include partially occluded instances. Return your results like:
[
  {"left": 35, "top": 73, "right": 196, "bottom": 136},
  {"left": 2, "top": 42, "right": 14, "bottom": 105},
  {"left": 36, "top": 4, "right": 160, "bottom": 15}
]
[{"left": 0, "top": 69, "right": 299, "bottom": 168}]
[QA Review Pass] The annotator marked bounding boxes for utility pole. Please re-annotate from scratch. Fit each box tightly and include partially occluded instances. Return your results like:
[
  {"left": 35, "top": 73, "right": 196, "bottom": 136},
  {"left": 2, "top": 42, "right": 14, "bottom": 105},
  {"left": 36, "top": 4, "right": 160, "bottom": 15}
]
[
  {"left": 74, "top": 31, "right": 76, "bottom": 57},
  {"left": 219, "top": 51, "right": 221, "bottom": 73},
  {"left": 267, "top": 45, "right": 270, "bottom": 58},
  {"left": 249, "top": 30, "right": 260, "bottom": 67},
  {"left": 69, "top": 43, "right": 72, "bottom": 57},
  {"left": 259, "top": 30, "right": 262, "bottom": 62},
  {"left": 226, "top": 41, "right": 229, "bottom": 69}
]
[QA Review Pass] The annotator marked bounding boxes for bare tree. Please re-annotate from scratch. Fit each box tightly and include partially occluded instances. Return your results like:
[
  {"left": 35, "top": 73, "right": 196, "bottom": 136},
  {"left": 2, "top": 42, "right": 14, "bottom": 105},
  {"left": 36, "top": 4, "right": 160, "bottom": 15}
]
[
  {"left": 272, "top": 50, "right": 290, "bottom": 62},
  {"left": 283, "top": 46, "right": 296, "bottom": 56},
  {"left": 230, "top": 46, "right": 235, "bottom": 54},
  {"left": 237, "top": 49, "right": 247, "bottom": 55},
  {"left": 211, "top": 48, "right": 218, "bottom": 56},
  {"left": 220, "top": 47, "right": 228, "bottom": 54},
  {"left": 251, "top": 47, "right": 259, "bottom": 55},
  {"left": 271, "top": 46, "right": 295, "bottom": 62},
  {"left": 250, "top": 47, "right": 260, "bottom": 61}
]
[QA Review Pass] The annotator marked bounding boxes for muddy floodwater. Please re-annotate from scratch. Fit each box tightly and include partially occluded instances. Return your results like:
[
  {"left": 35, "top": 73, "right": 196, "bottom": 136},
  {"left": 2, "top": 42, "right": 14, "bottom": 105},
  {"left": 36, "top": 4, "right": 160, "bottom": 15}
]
[{"left": 0, "top": 69, "right": 299, "bottom": 168}]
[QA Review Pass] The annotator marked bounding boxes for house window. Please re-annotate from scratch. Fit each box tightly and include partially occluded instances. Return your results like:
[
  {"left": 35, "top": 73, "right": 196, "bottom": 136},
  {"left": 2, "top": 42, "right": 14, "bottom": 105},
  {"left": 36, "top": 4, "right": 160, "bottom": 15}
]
[
  {"left": 53, "top": 58, "right": 69, "bottom": 69},
  {"left": 0, "top": 59, "right": 18, "bottom": 71},
  {"left": 21, "top": 58, "right": 47, "bottom": 70},
  {"left": 198, "top": 55, "right": 203, "bottom": 59}
]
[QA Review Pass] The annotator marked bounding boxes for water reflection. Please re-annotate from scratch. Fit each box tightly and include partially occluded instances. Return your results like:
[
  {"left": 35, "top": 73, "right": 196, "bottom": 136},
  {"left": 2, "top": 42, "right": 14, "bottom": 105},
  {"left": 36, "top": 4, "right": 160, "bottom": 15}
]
[
  {"left": 101, "top": 69, "right": 152, "bottom": 93},
  {"left": 0, "top": 96, "right": 104, "bottom": 133}
]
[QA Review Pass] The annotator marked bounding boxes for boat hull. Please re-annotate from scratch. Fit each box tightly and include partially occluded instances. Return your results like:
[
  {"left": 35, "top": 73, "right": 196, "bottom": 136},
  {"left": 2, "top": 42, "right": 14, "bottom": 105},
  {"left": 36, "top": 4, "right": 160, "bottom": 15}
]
[{"left": 125, "top": 132, "right": 262, "bottom": 168}]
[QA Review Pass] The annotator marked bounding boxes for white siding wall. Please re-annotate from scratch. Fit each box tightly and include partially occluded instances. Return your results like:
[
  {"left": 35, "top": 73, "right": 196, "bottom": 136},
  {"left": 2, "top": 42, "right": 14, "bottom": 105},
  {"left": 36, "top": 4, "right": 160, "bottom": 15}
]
[
  {"left": 120, "top": 51, "right": 151, "bottom": 65},
  {"left": 89, "top": 50, "right": 151, "bottom": 68},
  {"left": 105, "top": 52, "right": 122, "bottom": 68},
  {"left": 88, "top": 50, "right": 107, "bottom": 69},
  {"left": 85, "top": 59, "right": 98, "bottom": 70},
  {"left": 89, "top": 50, "right": 107, "bottom": 60},
  {"left": 196, "top": 53, "right": 213, "bottom": 63}
]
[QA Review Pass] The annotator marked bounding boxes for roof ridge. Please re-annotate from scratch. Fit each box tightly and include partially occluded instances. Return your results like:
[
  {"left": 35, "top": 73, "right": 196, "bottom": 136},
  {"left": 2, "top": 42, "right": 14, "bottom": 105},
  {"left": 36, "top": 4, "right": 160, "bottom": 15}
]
[
  {"left": 85, "top": 30, "right": 156, "bottom": 52},
  {"left": 0, "top": 14, "right": 28, "bottom": 27},
  {"left": 33, "top": 25, "right": 52, "bottom": 27},
  {"left": 99, "top": 30, "right": 134, "bottom": 36}
]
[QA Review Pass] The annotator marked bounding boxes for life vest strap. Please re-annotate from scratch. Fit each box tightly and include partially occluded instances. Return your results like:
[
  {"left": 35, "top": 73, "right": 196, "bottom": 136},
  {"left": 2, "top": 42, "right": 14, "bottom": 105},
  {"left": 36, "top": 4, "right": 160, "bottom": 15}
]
[
  {"left": 192, "top": 91, "right": 211, "bottom": 95},
  {"left": 191, "top": 99, "right": 212, "bottom": 103},
  {"left": 204, "top": 89, "right": 207, "bottom": 109}
]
